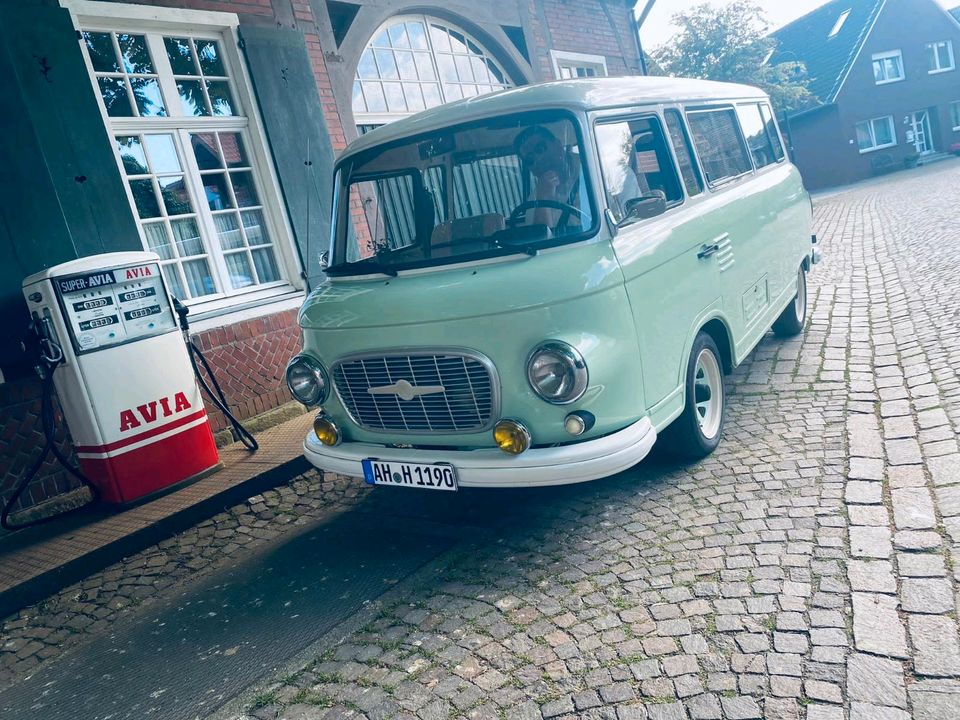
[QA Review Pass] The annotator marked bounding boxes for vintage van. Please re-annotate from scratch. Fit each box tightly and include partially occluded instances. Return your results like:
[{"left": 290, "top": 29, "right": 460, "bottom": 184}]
[{"left": 285, "top": 77, "right": 818, "bottom": 490}]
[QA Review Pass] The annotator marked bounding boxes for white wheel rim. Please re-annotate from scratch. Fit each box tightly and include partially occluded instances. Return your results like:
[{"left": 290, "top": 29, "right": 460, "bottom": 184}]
[
  {"left": 694, "top": 349, "right": 723, "bottom": 440},
  {"left": 794, "top": 267, "right": 806, "bottom": 323}
]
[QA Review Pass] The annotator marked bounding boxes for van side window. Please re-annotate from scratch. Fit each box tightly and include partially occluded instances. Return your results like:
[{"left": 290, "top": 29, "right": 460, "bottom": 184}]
[
  {"left": 759, "top": 103, "right": 785, "bottom": 162},
  {"left": 736, "top": 103, "right": 780, "bottom": 169},
  {"left": 686, "top": 107, "right": 752, "bottom": 187},
  {"left": 664, "top": 109, "right": 703, "bottom": 197},
  {"left": 596, "top": 115, "right": 683, "bottom": 224}
]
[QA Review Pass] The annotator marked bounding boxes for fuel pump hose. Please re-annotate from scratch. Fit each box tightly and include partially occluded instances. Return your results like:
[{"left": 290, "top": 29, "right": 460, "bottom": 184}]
[
  {"left": 173, "top": 299, "right": 258, "bottom": 452},
  {"left": 1, "top": 348, "right": 100, "bottom": 531}
]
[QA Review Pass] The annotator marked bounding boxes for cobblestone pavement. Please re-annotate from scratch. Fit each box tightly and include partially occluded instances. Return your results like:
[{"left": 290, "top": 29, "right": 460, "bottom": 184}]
[{"left": 2, "top": 161, "right": 960, "bottom": 719}]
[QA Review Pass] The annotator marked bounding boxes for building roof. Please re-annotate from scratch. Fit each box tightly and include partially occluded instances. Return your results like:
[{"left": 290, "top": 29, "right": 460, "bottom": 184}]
[
  {"left": 951, "top": 5, "right": 960, "bottom": 22},
  {"left": 340, "top": 76, "right": 766, "bottom": 160},
  {"left": 771, "top": 0, "right": 885, "bottom": 104}
]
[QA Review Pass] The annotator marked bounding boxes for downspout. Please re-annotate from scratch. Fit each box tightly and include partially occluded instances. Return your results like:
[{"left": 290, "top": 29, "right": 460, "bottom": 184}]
[{"left": 633, "top": 0, "right": 657, "bottom": 75}]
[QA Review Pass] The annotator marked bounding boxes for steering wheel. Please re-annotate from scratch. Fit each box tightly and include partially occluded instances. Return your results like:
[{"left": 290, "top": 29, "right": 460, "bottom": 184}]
[{"left": 506, "top": 199, "right": 589, "bottom": 229}]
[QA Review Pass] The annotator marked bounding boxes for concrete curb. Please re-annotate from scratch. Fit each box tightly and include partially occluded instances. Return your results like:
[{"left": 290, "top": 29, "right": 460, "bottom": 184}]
[{"left": 0, "top": 455, "right": 310, "bottom": 619}]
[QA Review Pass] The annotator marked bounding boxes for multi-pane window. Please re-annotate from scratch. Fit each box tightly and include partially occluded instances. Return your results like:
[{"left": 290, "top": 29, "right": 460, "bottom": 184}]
[
  {"left": 551, "top": 51, "right": 608, "bottom": 79},
  {"left": 872, "top": 50, "right": 904, "bottom": 84},
  {"left": 83, "top": 32, "right": 166, "bottom": 117},
  {"left": 686, "top": 108, "right": 753, "bottom": 187},
  {"left": 926, "top": 41, "right": 955, "bottom": 73},
  {"left": 950, "top": 101, "right": 960, "bottom": 130},
  {"left": 855, "top": 115, "right": 897, "bottom": 153},
  {"left": 352, "top": 15, "right": 512, "bottom": 126},
  {"left": 81, "top": 27, "right": 286, "bottom": 303}
]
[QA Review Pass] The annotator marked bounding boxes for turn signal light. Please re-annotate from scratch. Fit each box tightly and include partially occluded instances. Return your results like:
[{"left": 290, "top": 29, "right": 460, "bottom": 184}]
[
  {"left": 493, "top": 419, "right": 531, "bottom": 455},
  {"left": 313, "top": 412, "right": 341, "bottom": 447}
]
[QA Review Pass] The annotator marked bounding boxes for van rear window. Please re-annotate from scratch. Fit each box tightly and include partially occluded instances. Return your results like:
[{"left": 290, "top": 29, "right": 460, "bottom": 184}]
[{"left": 686, "top": 108, "right": 752, "bottom": 187}]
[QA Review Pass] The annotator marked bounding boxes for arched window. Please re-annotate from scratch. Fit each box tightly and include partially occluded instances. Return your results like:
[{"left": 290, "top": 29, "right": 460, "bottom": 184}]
[{"left": 353, "top": 15, "right": 513, "bottom": 129}]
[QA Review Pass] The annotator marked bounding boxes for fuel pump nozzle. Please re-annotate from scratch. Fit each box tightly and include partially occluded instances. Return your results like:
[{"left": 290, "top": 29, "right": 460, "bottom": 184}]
[{"left": 172, "top": 296, "right": 191, "bottom": 336}]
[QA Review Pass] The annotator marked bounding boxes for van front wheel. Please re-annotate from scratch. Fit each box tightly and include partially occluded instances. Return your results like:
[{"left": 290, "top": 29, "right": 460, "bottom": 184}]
[
  {"left": 661, "top": 332, "right": 725, "bottom": 460},
  {"left": 772, "top": 265, "right": 807, "bottom": 337}
]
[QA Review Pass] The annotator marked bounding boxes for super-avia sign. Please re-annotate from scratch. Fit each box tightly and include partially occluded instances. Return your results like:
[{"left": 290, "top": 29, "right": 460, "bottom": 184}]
[{"left": 119, "top": 392, "right": 192, "bottom": 432}]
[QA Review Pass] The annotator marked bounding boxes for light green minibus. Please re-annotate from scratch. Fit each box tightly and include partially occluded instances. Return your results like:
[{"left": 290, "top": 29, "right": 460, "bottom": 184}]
[{"left": 286, "top": 77, "right": 818, "bottom": 490}]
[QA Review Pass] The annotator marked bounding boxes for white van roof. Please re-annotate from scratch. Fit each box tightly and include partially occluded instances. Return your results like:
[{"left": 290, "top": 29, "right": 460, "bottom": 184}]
[{"left": 341, "top": 76, "right": 767, "bottom": 160}]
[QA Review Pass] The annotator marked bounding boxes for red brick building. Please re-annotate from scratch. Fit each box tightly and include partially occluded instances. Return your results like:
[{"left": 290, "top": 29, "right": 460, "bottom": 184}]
[{"left": 0, "top": 0, "right": 643, "bottom": 520}]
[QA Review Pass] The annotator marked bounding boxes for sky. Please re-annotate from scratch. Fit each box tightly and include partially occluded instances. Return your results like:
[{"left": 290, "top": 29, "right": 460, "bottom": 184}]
[{"left": 638, "top": 0, "right": 958, "bottom": 50}]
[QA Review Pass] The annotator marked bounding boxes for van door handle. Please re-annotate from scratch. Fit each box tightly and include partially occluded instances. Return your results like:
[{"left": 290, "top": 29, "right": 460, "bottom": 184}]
[{"left": 697, "top": 243, "right": 720, "bottom": 259}]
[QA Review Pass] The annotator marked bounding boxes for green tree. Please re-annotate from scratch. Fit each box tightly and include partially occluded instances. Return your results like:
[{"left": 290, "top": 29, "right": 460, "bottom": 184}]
[{"left": 652, "top": 1, "right": 816, "bottom": 114}]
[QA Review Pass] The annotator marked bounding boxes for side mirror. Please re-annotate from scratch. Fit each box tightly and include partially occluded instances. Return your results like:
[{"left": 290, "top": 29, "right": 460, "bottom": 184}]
[
  {"left": 623, "top": 193, "right": 667, "bottom": 221},
  {"left": 319, "top": 250, "right": 329, "bottom": 271}
]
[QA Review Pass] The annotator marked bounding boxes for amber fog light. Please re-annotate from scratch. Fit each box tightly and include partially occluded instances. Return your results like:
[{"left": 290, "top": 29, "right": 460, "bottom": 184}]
[
  {"left": 313, "top": 412, "right": 341, "bottom": 447},
  {"left": 493, "top": 419, "right": 531, "bottom": 455}
]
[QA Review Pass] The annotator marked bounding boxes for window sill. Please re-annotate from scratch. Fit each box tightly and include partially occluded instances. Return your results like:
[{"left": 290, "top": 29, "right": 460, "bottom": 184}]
[
  {"left": 188, "top": 289, "right": 305, "bottom": 333},
  {"left": 874, "top": 77, "right": 905, "bottom": 85},
  {"left": 929, "top": 67, "right": 955, "bottom": 75},
  {"left": 858, "top": 143, "right": 897, "bottom": 154}
]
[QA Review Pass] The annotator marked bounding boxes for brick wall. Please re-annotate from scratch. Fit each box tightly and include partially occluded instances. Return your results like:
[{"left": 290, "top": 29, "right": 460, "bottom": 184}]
[
  {"left": 190, "top": 309, "right": 301, "bottom": 433},
  {"left": 536, "top": 0, "right": 640, "bottom": 77}
]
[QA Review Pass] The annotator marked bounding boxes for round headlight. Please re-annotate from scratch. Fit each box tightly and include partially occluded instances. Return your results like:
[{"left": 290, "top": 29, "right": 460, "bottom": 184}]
[
  {"left": 285, "top": 354, "right": 328, "bottom": 406},
  {"left": 526, "top": 341, "right": 588, "bottom": 404}
]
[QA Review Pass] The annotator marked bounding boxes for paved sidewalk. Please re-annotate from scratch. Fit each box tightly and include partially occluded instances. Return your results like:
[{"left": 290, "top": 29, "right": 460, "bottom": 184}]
[{"left": 0, "top": 413, "right": 313, "bottom": 666}]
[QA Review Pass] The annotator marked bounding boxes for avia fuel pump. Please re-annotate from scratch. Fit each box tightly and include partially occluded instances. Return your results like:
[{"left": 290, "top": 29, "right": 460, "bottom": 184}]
[{"left": 21, "top": 251, "right": 220, "bottom": 504}]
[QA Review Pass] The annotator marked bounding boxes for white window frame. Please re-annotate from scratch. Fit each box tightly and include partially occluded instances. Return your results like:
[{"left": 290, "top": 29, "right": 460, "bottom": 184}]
[
  {"left": 352, "top": 14, "right": 513, "bottom": 128},
  {"left": 926, "top": 40, "right": 955, "bottom": 74},
  {"left": 61, "top": 0, "right": 303, "bottom": 315},
  {"left": 855, "top": 115, "right": 897, "bottom": 153},
  {"left": 871, "top": 50, "right": 905, "bottom": 85},
  {"left": 550, "top": 50, "right": 608, "bottom": 80},
  {"left": 950, "top": 101, "right": 960, "bottom": 131}
]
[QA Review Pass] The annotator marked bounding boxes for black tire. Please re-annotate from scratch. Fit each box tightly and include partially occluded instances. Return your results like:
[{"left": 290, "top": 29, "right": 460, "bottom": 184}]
[
  {"left": 660, "top": 332, "right": 726, "bottom": 460},
  {"left": 772, "top": 265, "right": 807, "bottom": 337}
]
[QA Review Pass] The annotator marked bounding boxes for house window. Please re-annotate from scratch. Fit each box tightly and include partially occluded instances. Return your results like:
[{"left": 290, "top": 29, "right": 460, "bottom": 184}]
[
  {"left": 352, "top": 15, "right": 513, "bottom": 128},
  {"left": 950, "top": 101, "right": 960, "bottom": 131},
  {"left": 855, "top": 115, "right": 897, "bottom": 153},
  {"left": 77, "top": 15, "right": 293, "bottom": 306},
  {"left": 550, "top": 50, "right": 608, "bottom": 79},
  {"left": 926, "top": 41, "right": 955, "bottom": 73},
  {"left": 872, "top": 50, "right": 904, "bottom": 84},
  {"left": 828, "top": 9, "right": 850, "bottom": 38},
  {"left": 686, "top": 107, "right": 753, "bottom": 187}
]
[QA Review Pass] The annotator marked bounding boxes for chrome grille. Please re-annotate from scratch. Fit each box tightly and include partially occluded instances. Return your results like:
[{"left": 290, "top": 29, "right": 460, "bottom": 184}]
[{"left": 331, "top": 351, "right": 496, "bottom": 433}]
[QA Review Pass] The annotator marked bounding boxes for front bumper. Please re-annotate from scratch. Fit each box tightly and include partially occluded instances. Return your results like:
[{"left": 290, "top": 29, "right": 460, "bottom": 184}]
[{"left": 303, "top": 417, "right": 657, "bottom": 488}]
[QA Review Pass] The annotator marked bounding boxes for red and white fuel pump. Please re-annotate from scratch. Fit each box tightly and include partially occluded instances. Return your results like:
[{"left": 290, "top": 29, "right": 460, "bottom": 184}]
[{"left": 21, "top": 251, "right": 221, "bottom": 504}]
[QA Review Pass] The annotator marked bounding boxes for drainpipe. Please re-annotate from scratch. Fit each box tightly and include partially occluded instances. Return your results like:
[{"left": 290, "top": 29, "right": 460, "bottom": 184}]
[{"left": 633, "top": 0, "right": 657, "bottom": 75}]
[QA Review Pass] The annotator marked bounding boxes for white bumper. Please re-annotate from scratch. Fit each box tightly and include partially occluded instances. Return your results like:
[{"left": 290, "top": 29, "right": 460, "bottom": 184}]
[{"left": 302, "top": 417, "right": 657, "bottom": 488}]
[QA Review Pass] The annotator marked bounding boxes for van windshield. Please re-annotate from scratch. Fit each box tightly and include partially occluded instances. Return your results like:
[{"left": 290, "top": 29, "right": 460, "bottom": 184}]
[{"left": 328, "top": 111, "right": 596, "bottom": 275}]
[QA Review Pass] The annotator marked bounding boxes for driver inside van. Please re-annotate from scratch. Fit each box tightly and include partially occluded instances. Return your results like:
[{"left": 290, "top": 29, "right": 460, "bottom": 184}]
[{"left": 514, "top": 125, "right": 591, "bottom": 234}]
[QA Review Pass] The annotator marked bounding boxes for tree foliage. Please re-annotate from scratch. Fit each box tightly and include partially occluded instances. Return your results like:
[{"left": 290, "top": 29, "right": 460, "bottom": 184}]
[{"left": 652, "top": 1, "right": 817, "bottom": 114}]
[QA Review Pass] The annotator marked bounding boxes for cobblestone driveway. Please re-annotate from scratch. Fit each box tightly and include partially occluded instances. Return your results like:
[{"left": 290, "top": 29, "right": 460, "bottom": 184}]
[{"left": 3, "top": 162, "right": 960, "bottom": 720}]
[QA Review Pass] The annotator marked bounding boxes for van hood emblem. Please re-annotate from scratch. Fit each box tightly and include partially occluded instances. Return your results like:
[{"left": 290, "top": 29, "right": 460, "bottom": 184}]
[{"left": 367, "top": 378, "right": 445, "bottom": 402}]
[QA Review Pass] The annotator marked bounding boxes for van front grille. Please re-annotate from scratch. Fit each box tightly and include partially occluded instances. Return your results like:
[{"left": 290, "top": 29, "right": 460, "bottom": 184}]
[{"left": 331, "top": 351, "right": 497, "bottom": 433}]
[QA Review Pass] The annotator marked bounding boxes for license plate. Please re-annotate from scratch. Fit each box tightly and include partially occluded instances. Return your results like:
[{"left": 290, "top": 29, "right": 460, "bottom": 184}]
[{"left": 361, "top": 459, "right": 458, "bottom": 491}]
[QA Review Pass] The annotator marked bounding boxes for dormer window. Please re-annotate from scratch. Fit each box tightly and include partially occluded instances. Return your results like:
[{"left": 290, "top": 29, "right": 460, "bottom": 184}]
[
  {"left": 927, "top": 41, "right": 955, "bottom": 73},
  {"left": 829, "top": 9, "right": 850, "bottom": 38},
  {"left": 872, "top": 50, "right": 904, "bottom": 84}
]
